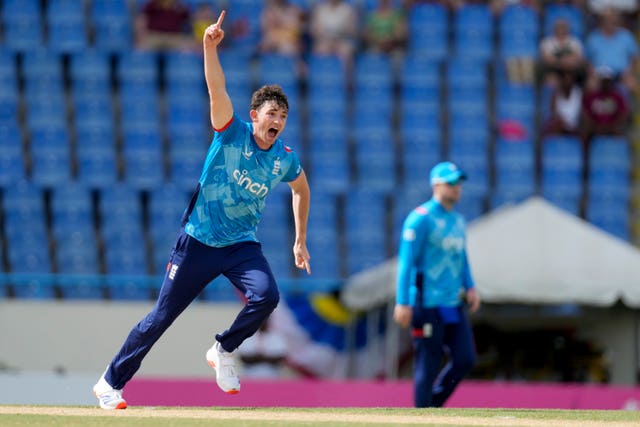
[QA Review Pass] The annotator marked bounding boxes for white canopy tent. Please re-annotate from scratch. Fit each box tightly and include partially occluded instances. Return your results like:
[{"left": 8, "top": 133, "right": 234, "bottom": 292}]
[{"left": 342, "top": 197, "right": 640, "bottom": 310}]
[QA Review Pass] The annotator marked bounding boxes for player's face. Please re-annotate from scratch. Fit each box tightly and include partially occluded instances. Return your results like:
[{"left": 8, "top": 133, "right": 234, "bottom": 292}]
[
  {"left": 251, "top": 101, "right": 288, "bottom": 148},
  {"left": 435, "top": 180, "right": 462, "bottom": 207}
]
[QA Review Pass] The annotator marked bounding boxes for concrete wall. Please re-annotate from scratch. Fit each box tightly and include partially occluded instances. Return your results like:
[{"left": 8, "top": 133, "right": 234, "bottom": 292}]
[{"left": 0, "top": 300, "right": 242, "bottom": 377}]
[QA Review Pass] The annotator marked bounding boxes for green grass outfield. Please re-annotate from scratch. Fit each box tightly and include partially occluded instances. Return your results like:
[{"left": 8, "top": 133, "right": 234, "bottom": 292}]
[{"left": 1, "top": 406, "right": 640, "bottom": 427}]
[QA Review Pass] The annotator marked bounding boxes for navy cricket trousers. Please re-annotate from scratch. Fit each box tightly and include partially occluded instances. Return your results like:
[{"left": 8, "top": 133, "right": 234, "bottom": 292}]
[
  {"left": 411, "top": 305, "right": 476, "bottom": 408},
  {"left": 105, "top": 229, "right": 280, "bottom": 390}
]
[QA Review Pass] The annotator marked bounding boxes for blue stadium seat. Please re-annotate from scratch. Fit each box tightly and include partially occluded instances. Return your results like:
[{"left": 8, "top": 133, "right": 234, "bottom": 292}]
[
  {"left": 588, "top": 136, "right": 630, "bottom": 197},
  {"left": 543, "top": 4, "right": 585, "bottom": 39},
  {"left": 446, "top": 58, "right": 488, "bottom": 115},
  {"left": 0, "top": 49, "right": 19, "bottom": 122},
  {"left": 495, "top": 82, "right": 537, "bottom": 118},
  {"left": 447, "top": 58, "right": 488, "bottom": 90},
  {"left": 1, "top": 0, "right": 43, "bottom": 52},
  {"left": 257, "top": 53, "right": 300, "bottom": 98},
  {"left": 448, "top": 144, "right": 490, "bottom": 201},
  {"left": 219, "top": 50, "right": 254, "bottom": 113},
  {"left": 117, "top": 50, "right": 159, "bottom": 87},
  {"left": 99, "top": 184, "right": 143, "bottom": 237},
  {"left": 493, "top": 137, "right": 536, "bottom": 196},
  {"left": 355, "top": 51, "right": 394, "bottom": 87},
  {"left": 586, "top": 193, "right": 629, "bottom": 240},
  {"left": 307, "top": 53, "right": 347, "bottom": 91},
  {"left": 119, "top": 89, "right": 161, "bottom": 131},
  {"left": 50, "top": 182, "right": 95, "bottom": 232},
  {"left": 354, "top": 92, "right": 394, "bottom": 136},
  {"left": 256, "top": 191, "right": 295, "bottom": 279},
  {"left": 69, "top": 50, "right": 112, "bottom": 96},
  {"left": 91, "top": 0, "right": 133, "bottom": 52},
  {"left": 0, "top": 123, "right": 25, "bottom": 186},
  {"left": 399, "top": 54, "right": 441, "bottom": 112},
  {"left": 3, "top": 182, "right": 54, "bottom": 298},
  {"left": 148, "top": 182, "right": 190, "bottom": 274},
  {"left": 169, "top": 145, "right": 206, "bottom": 189},
  {"left": 21, "top": 48, "right": 63, "bottom": 82},
  {"left": 308, "top": 125, "right": 350, "bottom": 193},
  {"left": 75, "top": 124, "right": 118, "bottom": 188},
  {"left": 29, "top": 126, "right": 72, "bottom": 186},
  {"left": 407, "top": 3, "right": 448, "bottom": 60},
  {"left": 344, "top": 189, "right": 389, "bottom": 275},
  {"left": 401, "top": 127, "right": 442, "bottom": 185},
  {"left": 499, "top": 5, "right": 540, "bottom": 59},
  {"left": 448, "top": 110, "right": 488, "bottom": 148},
  {"left": 102, "top": 224, "right": 151, "bottom": 300},
  {"left": 303, "top": 192, "right": 340, "bottom": 279},
  {"left": 541, "top": 135, "right": 583, "bottom": 214},
  {"left": 165, "top": 51, "right": 204, "bottom": 91},
  {"left": 123, "top": 147, "right": 165, "bottom": 190},
  {"left": 453, "top": 4, "right": 494, "bottom": 61},
  {"left": 353, "top": 126, "right": 396, "bottom": 192},
  {"left": 46, "top": 0, "right": 88, "bottom": 53}
]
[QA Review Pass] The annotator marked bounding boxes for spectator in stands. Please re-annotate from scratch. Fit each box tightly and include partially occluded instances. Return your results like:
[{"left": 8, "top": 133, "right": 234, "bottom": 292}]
[
  {"left": 581, "top": 66, "right": 630, "bottom": 143},
  {"left": 135, "top": 0, "right": 194, "bottom": 51},
  {"left": 543, "top": 70, "right": 583, "bottom": 136},
  {"left": 539, "top": 18, "right": 586, "bottom": 87},
  {"left": 585, "top": 7, "right": 639, "bottom": 94},
  {"left": 192, "top": 2, "right": 218, "bottom": 47},
  {"left": 309, "top": 0, "right": 358, "bottom": 67},
  {"left": 361, "top": 0, "right": 408, "bottom": 57},
  {"left": 259, "top": 0, "right": 305, "bottom": 56},
  {"left": 92, "top": 10, "right": 311, "bottom": 410}
]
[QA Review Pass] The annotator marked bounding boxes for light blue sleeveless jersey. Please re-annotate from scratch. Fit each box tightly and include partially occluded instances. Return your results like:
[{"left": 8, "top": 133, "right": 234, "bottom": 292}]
[
  {"left": 184, "top": 114, "right": 302, "bottom": 247},
  {"left": 396, "top": 198, "right": 474, "bottom": 308}
]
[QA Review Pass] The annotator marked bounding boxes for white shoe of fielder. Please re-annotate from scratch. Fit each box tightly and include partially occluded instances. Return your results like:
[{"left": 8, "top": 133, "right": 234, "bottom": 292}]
[
  {"left": 206, "top": 341, "right": 240, "bottom": 394},
  {"left": 93, "top": 375, "right": 127, "bottom": 410}
]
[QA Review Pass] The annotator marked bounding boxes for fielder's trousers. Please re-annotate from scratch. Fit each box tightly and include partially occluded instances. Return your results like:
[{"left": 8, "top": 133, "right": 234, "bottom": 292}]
[{"left": 105, "top": 228, "right": 279, "bottom": 390}]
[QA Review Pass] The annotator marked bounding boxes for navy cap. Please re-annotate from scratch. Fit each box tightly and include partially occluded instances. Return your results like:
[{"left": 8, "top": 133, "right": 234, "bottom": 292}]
[{"left": 430, "top": 161, "right": 467, "bottom": 186}]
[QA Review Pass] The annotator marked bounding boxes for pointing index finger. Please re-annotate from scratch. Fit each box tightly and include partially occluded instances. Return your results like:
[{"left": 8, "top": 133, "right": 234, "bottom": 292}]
[{"left": 216, "top": 10, "right": 226, "bottom": 26}]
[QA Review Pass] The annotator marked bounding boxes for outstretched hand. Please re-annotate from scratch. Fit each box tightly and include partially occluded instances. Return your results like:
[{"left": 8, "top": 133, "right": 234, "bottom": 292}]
[
  {"left": 293, "top": 243, "right": 311, "bottom": 275},
  {"left": 203, "top": 10, "right": 226, "bottom": 48}
]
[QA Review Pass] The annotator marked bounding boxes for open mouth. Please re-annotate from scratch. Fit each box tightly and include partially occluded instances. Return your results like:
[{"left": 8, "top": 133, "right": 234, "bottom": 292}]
[{"left": 268, "top": 128, "right": 279, "bottom": 138}]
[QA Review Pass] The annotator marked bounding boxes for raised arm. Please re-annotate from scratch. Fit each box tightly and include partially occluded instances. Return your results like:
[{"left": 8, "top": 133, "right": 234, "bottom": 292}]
[
  {"left": 288, "top": 170, "right": 311, "bottom": 275},
  {"left": 203, "top": 10, "right": 233, "bottom": 130}
]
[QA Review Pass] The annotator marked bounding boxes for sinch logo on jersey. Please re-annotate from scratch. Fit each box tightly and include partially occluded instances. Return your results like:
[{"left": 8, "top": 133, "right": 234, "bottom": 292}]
[{"left": 233, "top": 169, "right": 269, "bottom": 197}]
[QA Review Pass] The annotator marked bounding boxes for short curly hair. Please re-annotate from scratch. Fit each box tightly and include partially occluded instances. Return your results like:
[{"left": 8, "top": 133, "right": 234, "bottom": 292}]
[{"left": 250, "top": 84, "right": 289, "bottom": 113}]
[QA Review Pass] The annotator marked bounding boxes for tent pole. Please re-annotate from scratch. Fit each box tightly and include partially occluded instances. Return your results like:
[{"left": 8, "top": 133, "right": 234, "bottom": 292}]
[{"left": 635, "top": 309, "right": 640, "bottom": 385}]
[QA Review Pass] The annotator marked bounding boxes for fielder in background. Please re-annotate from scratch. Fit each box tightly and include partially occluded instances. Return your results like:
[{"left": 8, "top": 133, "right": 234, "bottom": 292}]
[
  {"left": 393, "top": 161, "right": 481, "bottom": 408},
  {"left": 93, "top": 10, "right": 311, "bottom": 410}
]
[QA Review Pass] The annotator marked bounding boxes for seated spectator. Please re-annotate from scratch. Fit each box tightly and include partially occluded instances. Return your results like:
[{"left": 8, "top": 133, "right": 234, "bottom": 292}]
[
  {"left": 259, "top": 0, "right": 305, "bottom": 56},
  {"left": 361, "top": 0, "right": 408, "bottom": 57},
  {"left": 135, "top": 0, "right": 194, "bottom": 51},
  {"left": 543, "top": 71, "right": 583, "bottom": 136},
  {"left": 539, "top": 18, "right": 586, "bottom": 87},
  {"left": 309, "top": 0, "right": 358, "bottom": 67},
  {"left": 192, "top": 2, "right": 218, "bottom": 47},
  {"left": 581, "top": 66, "right": 630, "bottom": 143},
  {"left": 585, "top": 7, "right": 639, "bottom": 94}
]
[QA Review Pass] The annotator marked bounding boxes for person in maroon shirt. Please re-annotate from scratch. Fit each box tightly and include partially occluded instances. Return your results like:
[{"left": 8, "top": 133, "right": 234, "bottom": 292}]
[
  {"left": 581, "top": 66, "right": 630, "bottom": 144},
  {"left": 136, "top": 0, "right": 194, "bottom": 51}
]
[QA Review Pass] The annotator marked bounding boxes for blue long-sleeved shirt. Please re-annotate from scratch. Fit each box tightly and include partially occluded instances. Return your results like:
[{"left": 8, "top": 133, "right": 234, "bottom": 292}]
[{"left": 396, "top": 198, "right": 474, "bottom": 308}]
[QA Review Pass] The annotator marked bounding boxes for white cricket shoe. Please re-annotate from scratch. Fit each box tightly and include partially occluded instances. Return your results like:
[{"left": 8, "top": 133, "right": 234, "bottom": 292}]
[
  {"left": 93, "top": 375, "right": 127, "bottom": 410},
  {"left": 206, "top": 341, "right": 240, "bottom": 394}
]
